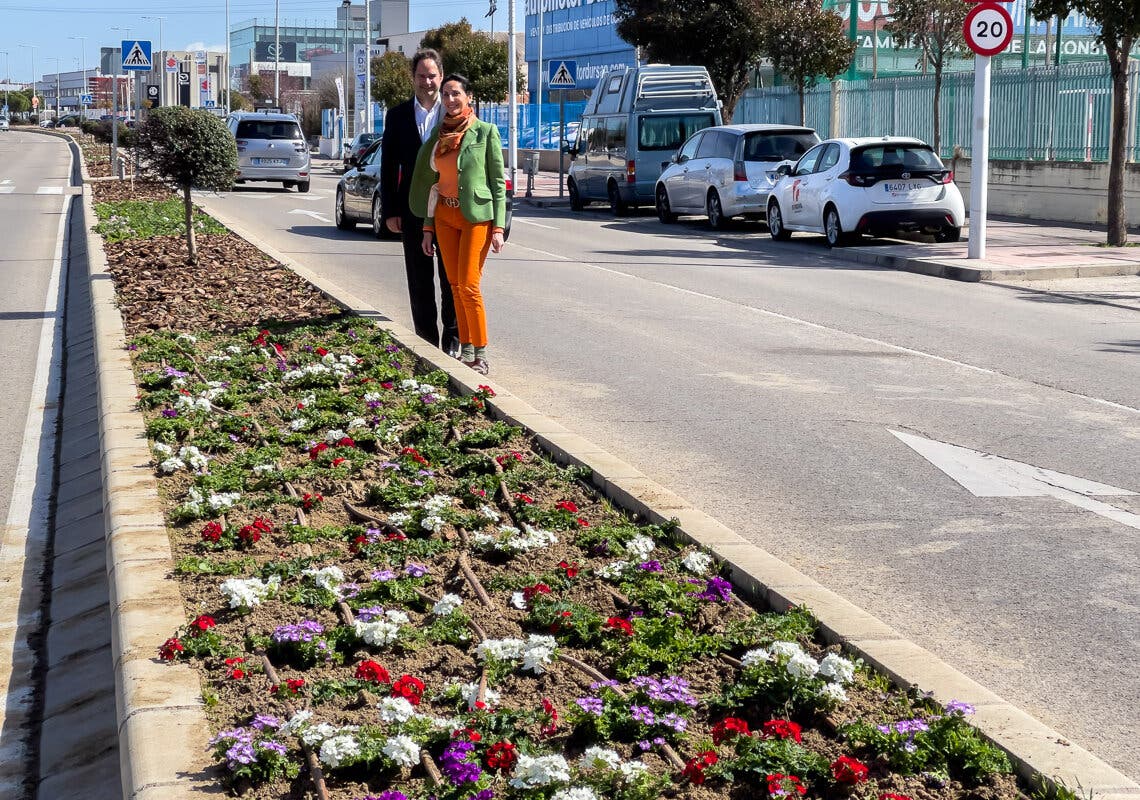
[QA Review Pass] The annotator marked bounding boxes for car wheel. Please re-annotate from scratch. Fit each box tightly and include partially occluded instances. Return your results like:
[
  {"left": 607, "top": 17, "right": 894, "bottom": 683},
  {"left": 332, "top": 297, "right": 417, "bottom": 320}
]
[
  {"left": 283, "top": 181, "right": 293, "bottom": 190},
  {"left": 371, "top": 195, "right": 385, "bottom": 238},
  {"left": 707, "top": 191, "right": 728, "bottom": 230},
  {"left": 297, "top": 181, "right": 310, "bottom": 194},
  {"left": 335, "top": 189, "right": 355, "bottom": 230},
  {"left": 568, "top": 179, "right": 584, "bottom": 212},
  {"left": 824, "top": 206, "right": 849, "bottom": 248},
  {"left": 935, "top": 225, "right": 961, "bottom": 243},
  {"left": 655, "top": 185, "right": 677, "bottom": 223},
  {"left": 767, "top": 201, "right": 792, "bottom": 241},
  {"left": 608, "top": 181, "right": 629, "bottom": 217}
]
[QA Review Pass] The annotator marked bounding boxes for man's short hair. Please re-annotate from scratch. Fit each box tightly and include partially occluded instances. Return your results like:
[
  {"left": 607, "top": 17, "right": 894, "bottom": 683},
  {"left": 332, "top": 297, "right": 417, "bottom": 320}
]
[{"left": 411, "top": 48, "right": 443, "bottom": 76}]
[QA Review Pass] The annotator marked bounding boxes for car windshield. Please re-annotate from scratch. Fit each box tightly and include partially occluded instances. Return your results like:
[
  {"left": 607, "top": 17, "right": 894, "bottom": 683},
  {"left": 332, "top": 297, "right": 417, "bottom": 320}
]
[
  {"left": 235, "top": 119, "right": 303, "bottom": 140},
  {"left": 851, "top": 144, "right": 943, "bottom": 172},
  {"left": 638, "top": 113, "right": 716, "bottom": 151},
  {"left": 743, "top": 130, "right": 818, "bottom": 162}
]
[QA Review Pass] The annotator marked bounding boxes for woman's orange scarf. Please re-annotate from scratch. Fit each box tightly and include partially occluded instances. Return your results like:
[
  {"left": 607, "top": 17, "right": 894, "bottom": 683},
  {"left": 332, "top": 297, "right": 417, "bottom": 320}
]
[{"left": 436, "top": 105, "right": 476, "bottom": 155}]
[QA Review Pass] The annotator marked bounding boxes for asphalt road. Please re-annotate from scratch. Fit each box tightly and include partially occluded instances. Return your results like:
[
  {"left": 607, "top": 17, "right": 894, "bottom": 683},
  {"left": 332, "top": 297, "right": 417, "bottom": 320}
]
[
  {"left": 0, "top": 130, "right": 70, "bottom": 533},
  {"left": 194, "top": 161, "right": 1140, "bottom": 780}
]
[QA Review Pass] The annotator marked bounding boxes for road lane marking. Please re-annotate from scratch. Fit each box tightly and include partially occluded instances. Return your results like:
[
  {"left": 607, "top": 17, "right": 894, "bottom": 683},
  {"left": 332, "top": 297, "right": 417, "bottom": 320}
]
[
  {"left": 0, "top": 187, "right": 12, "bottom": 194},
  {"left": 891, "top": 429, "right": 1139, "bottom": 530},
  {"left": 511, "top": 241, "right": 1140, "bottom": 417},
  {"left": 288, "top": 208, "right": 332, "bottom": 223},
  {"left": 512, "top": 218, "right": 559, "bottom": 230},
  {"left": 36, "top": 186, "right": 64, "bottom": 194}
]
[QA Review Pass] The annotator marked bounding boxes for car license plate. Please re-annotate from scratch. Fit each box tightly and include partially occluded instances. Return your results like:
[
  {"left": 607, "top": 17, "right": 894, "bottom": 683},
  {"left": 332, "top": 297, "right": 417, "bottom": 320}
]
[
  {"left": 254, "top": 158, "right": 288, "bottom": 166},
  {"left": 883, "top": 181, "right": 925, "bottom": 194}
]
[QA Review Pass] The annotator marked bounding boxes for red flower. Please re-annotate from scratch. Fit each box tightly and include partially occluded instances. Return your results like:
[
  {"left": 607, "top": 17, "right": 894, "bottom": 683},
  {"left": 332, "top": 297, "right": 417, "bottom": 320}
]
[
  {"left": 331, "top": 457, "right": 347, "bottom": 467},
  {"left": 400, "top": 446, "right": 428, "bottom": 465},
  {"left": 308, "top": 442, "right": 329, "bottom": 460},
  {"left": 712, "top": 717, "right": 751, "bottom": 745},
  {"left": 495, "top": 451, "right": 523, "bottom": 467},
  {"left": 272, "top": 343, "right": 285, "bottom": 357},
  {"left": 485, "top": 741, "right": 517, "bottom": 772},
  {"left": 201, "top": 521, "right": 223, "bottom": 543},
  {"left": 540, "top": 697, "right": 558, "bottom": 736},
  {"left": 880, "top": 795, "right": 913, "bottom": 800},
  {"left": 391, "top": 674, "right": 425, "bottom": 705},
  {"left": 514, "top": 492, "right": 535, "bottom": 505},
  {"left": 336, "top": 436, "right": 355, "bottom": 448},
  {"left": 555, "top": 501, "right": 578, "bottom": 513},
  {"left": 354, "top": 659, "right": 391, "bottom": 684},
  {"left": 522, "top": 583, "right": 551, "bottom": 603},
  {"left": 237, "top": 524, "right": 261, "bottom": 544},
  {"left": 557, "top": 559, "right": 579, "bottom": 579},
  {"left": 271, "top": 678, "right": 305, "bottom": 695},
  {"left": 452, "top": 727, "right": 482, "bottom": 742},
  {"left": 301, "top": 493, "right": 323, "bottom": 510},
  {"left": 158, "top": 637, "right": 183, "bottom": 661},
  {"left": 469, "top": 486, "right": 487, "bottom": 498},
  {"left": 831, "top": 755, "right": 869, "bottom": 785},
  {"left": 224, "top": 656, "right": 246, "bottom": 679},
  {"left": 682, "top": 750, "right": 718, "bottom": 784},
  {"left": 253, "top": 329, "right": 270, "bottom": 346},
  {"left": 605, "top": 616, "right": 633, "bottom": 636},
  {"left": 766, "top": 773, "right": 807, "bottom": 797},
  {"left": 315, "top": 347, "right": 329, "bottom": 356},
  {"left": 188, "top": 614, "right": 216, "bottom": 635},
  {"left": 577, "top": 517, "right": 590, "bottom": 527},
  {"left": 761, "top": 719, "right": 803, "bottom": 743},
  {"left": 385, "top": 531, "right": 407, "bottom": 541},
  {"left": 476, "top": 384, "right": 496, "bottom": 397},
  {"left": 350, "top": 534, "right": 368, "bottom": 553}
]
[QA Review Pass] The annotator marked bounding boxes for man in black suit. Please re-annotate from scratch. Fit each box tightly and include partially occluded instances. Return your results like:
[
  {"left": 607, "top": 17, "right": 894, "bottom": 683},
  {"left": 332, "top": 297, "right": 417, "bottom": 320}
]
[{"left": 380, "top": 48, "right": 459, "bottom": 355}]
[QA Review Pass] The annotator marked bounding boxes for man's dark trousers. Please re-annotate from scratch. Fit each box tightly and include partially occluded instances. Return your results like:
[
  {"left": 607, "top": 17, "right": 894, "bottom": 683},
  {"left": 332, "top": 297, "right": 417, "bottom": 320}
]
[{"left": 401, "top": 213, "right": 457, "bottom": 350}]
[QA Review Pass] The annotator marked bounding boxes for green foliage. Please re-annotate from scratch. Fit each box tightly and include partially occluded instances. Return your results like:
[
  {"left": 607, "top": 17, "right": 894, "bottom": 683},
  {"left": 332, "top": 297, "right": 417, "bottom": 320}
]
[
  {"left": 309, "top": 677, "right": 373, "bottom": 705},
  {"left": 174, "top": 555, "right": 256, "bottom": 575},
  {"left": 457, "top": 421, "right": 519, "bottom": 449},
  {"left": 709, "top": 735, "right": 829, "bottom": 783},
  {"left": 419, "top": 19, "right": 522, "bottom": 102},
  {"left": 137, "top": 106, "right": 237, "bottom": 193},
  {"left": 93, "top": 199, "right": 226, "bottom": 242},
  {"left": 720, "top": 607, "right": 819, "bottom": 651},
  {"left": 209, "top": 727, "right": 299, "bottom": 785},
  {"left": 527, "top": 597, "right": 603, "bottom": 647},
  {"left": 613, "top": 0, "right": 763, "bottom": 120},
  {"left": 421, "top": 609, "right": 474, "bottom": 647},
  {"left": 609, "top": 614, "right": 723, "bottom": 678},
  {"left": 372, "top": 51, "right": 414, "bottom": 109}
]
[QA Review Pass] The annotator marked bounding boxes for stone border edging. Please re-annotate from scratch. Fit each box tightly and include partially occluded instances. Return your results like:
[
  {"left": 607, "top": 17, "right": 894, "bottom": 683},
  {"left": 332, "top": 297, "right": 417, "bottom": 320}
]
[
  {"left": 81, "top": 183, "right": 220, "bottom": 799},
  {"left": 198, "top": 197, "right": 1139, "bottom": 799}
]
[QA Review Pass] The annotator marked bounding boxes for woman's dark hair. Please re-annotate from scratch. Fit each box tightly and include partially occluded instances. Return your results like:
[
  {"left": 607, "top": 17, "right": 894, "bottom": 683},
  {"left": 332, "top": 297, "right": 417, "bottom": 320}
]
[{"left": 440, "top": 73, "right": 471, "bottom": 94}]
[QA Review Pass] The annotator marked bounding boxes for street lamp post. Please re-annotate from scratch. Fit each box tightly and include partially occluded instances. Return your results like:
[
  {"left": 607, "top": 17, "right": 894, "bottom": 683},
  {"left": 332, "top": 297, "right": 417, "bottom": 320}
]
[
  {"left": 274, "top": 0, "right": 281, "bottom": 108},
  {"left": 364, "top": 0, "right": 371, "bottom": 134},
  {"left": 142, "top": 16, "right": 165, "bottom": 107},
  {"left": 225, "top": 0, "right": 231, "bottom": 113},
  {"left": 871, "top": 15, "right": 888, "bottom": 80},
  {"left": 18, "top": 44, "right": 36, "bottom": 119},
  {"left": 110, "top": 27, "right": 132, "bottom": 121},
  {"left": 342, "top": 0, "right": 351, "bottom": 144},
  {"left": 46, "top": 57, "right": 61, "bottom": 121},
  {"left": 68, "top": 36, "right": 87, "bottom": 116},
  {"left": 0, "top": 51, "right": 9, "bottom": 112}
]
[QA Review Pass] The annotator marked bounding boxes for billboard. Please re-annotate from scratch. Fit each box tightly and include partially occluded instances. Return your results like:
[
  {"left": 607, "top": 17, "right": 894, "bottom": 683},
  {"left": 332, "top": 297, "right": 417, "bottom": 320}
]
[
  {"left": 524, "top": 0, "right": 635, "bottom": 97},
  {"left": 255, "top": 41, "right": 298, "bottom": 62}
]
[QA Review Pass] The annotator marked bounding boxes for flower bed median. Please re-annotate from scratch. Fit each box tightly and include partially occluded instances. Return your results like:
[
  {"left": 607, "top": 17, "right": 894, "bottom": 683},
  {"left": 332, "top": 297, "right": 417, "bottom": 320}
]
[{"left": 92, "top": 188, "right": 1037, "bottom": 800}]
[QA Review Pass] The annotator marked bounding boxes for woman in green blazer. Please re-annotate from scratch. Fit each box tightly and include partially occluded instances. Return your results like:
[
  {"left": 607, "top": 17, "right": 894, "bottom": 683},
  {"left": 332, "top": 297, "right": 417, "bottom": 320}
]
[{"left": 408, "top": 74, "right": 506, "bottom": 376}]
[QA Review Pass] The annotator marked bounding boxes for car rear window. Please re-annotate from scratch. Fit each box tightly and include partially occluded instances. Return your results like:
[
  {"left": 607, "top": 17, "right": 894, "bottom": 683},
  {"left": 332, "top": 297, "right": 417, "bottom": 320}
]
[
  {"left": 235, "top": 119, "right": 303, "bottom": 140},
  {"left": 638, "top": 113, "right": 716, "bottom": 151},
  {"left": 743, "top": 130, "right": 818, "bottom": 162},
  {"left": 850, "top": 144, "right": 943, "bottom": 172}
]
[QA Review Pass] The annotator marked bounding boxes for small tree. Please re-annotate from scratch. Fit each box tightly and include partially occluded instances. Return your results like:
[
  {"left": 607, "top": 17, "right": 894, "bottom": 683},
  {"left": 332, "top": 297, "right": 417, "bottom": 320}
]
[
  {"left": 757, "top": 0, "right": 855, "bottom": 124},
  {"left": 248, "top": 73, "right": 267, "bottom": 102},
  {"left": 1034, "top": 0, "right": 1137, "bottom": 245},
  {"left": 136, "top": 107, "right": 237, "bottom": 264},
  {"left": 886, "top": 0, "right": 967, "bottom": 153},
  {"left": 372, "top": 51, "right": 413, "bottom": 109},
  {"left": 420, "top": 18, "right": 522, "bottom": 104}
]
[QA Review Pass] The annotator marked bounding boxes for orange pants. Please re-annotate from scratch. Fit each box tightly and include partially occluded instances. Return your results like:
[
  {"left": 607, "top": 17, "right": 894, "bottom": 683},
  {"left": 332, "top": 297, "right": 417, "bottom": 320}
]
[{"left": 433, "top": 203, "right": 491, "bottom": 348}]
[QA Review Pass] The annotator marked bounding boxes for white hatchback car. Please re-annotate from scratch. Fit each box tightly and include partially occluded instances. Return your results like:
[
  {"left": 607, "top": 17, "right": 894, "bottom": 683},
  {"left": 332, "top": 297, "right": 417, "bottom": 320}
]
[
  {"left": 655, "top": 124, "right": 819, "bottom": 228},
  {"left": 766, "top": 136, "right": 965, "bottom": 247}
]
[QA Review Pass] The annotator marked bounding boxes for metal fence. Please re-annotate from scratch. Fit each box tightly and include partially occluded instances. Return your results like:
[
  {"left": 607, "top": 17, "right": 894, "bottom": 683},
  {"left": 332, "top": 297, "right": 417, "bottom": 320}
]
[
  {"left": 480, "top": 101, "right": 588, "bottom": 149},
  {"left": 734, "top": 61, "right": 1140, "bottom": 162}
]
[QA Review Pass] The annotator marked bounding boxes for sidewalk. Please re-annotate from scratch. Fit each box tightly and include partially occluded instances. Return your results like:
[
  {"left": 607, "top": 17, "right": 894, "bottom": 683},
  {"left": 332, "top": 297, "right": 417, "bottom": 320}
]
[{"left": 518, "top": 169, "right": 1140, "bottom": 285}]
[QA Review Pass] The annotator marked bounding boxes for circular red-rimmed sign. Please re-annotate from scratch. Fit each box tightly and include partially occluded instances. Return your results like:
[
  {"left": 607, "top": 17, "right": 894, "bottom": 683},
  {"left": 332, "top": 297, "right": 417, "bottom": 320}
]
[{"left": 964, "top": 2, "right": 1014, "bottom": 56}]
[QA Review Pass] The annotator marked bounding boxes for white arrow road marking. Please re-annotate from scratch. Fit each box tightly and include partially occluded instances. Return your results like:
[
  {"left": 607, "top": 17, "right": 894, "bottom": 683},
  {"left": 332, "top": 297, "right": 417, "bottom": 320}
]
[
  {"left": 890, "top": 429, "right": 1140, "bottom": 531},
  {"left": 292, "top": 194, "right": 327, "bottom": 201},
  {"left": 288, "top": 208, "right": 332, "bottom": 223}
]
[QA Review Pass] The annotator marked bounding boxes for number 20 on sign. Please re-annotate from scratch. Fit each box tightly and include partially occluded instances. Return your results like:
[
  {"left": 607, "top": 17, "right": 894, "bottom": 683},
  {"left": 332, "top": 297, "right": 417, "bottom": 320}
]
[{"left": 963, "top": 2, "right": 1014, "bottom": 56}]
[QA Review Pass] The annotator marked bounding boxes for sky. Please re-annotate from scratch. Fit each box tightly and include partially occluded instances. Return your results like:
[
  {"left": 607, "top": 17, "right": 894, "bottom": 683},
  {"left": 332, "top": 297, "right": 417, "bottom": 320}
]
[{"left": 0, "top": 0, "right": 506, "bottom": 83}]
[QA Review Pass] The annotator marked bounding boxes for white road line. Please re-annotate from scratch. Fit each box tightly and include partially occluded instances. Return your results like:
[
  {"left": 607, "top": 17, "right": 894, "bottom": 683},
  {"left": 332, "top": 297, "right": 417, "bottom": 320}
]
[
  {"left": 288, "top": 208, "right": 332, "bottom": 223},
  {"left": 0, "top": 175, "right": 70, "bottom": 791},
  {"left": 513, "top": 218, "right": 559, "bottom": 230},
  {"left": 513, "top": 241, "right": 1140, "bottom": 417},
  {"left": 36, "top": 186, "right": 64, "bottom": 195},
  {"left": 0, "top": 187, "right": 13, "bottom": 194}
]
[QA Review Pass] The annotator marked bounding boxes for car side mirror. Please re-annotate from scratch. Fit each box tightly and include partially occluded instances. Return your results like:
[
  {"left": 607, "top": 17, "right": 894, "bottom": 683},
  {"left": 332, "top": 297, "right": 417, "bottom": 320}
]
[{"left": 776, "top": 163, "right": 792, "bottom": 177}]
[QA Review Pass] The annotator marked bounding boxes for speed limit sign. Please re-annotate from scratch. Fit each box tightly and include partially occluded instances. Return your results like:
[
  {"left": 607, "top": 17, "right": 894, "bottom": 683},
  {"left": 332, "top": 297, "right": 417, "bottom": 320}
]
[{"left": 963, "top": 2, "right": 1014, "bottom": 56}]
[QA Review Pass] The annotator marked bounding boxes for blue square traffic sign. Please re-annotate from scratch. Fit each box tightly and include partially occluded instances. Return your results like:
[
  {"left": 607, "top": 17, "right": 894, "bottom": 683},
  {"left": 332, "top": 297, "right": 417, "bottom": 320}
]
[
  {"left": 121, "top": 40, "right": 153, "bottom": 72},
  {"left": 548, "top": 60, "right": 577, "bottom": 89}
]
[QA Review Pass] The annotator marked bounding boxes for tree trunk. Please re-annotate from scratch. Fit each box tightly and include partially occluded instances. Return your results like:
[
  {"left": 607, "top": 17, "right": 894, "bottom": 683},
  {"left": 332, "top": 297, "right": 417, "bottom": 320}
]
[
  {"left": 798, "top": 86, "right": 806, "bottom": 126},
  {"left": 1106, "top": 43, "right": 1130, "bottom": 246},
  {"left": 932, "top": 69, "right": 943, "bottom": 155},
  {"left": 183, "top": 184, "right": 198, "bottom": 264}
]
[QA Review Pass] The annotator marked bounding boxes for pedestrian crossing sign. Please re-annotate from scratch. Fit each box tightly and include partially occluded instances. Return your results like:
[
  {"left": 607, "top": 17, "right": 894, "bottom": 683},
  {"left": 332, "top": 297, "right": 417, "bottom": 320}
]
[
  {"left": 548, "top": 60, "right": 577, "bottom": 89},
  {"left": 121, "top": 40, "right": 153, "bottom": 72}
]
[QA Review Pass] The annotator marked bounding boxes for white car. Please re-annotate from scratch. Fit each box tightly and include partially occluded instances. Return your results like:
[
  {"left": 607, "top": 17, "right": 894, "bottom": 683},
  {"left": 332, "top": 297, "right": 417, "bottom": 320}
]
[
  {"left": 0, "top": 116, "right": 9, "bottom": 132},
  {"left": 655, "top": 124, "right": 819, "bottom": 228},
  {"left": 766, "top": 136, "right": 965, "bottom": 247}
]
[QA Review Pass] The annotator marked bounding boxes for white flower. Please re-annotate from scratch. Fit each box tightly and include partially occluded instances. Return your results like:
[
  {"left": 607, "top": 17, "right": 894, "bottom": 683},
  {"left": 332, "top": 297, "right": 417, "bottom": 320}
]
[
  {"left": 158, "top": 457, "right": 184, "bottom": 474},
  {"left": 399, "top": 379, "right": 419, "bottom": 391},
  {"left": 339, "top": 354, "right": 358, "bottom": 366},
  {"left": 510, "top": 753, "right": 571, "bottom": 788},
  {"left": 416, "top": 382, "right": 436, "bottom": 395},
  {"left": 354, "top": 618, "right": 401, "bottom": 647},
  {"left": 226, "top": 345, "right": 243, "bottom": 354},
  {"left": 177, "top": 333, "right": 197, "bottom": 344},
  {"left": 175, "top": 394, "right": 212, "bottom": 413},
  {"left": 252, "top": 463, "right": 276, "bottom": 476},
  {"left": 325, "top": 428, "right": 347, "bottom": 443},
  {"left": 740, "top": 647, "right": 772, "bottom": 668},
  {"left": 617, "top": 760, "right": 649, "bottom": 781},
  {"left": 218, "top": 575, "right": 280, "bottom": 609},
  {"left": 510, "top": 591, "right": 527, "bottom": 610},
  {"left": 458, "top": 681, "right": 500, "bottom": 711},
  {"left": 432, "top": 593, "right": 463, "bottom": 616},
  {"left": 819, "top": 682, "right": 848, "bottom": 703},
  {"left": 381, "top": 734, "right": 420, "bottom": 767},
  {"left": 785, "top": 651, "right": 820, "bottom": 680},
  {"left": 598, "top": 560, "right": 630, "bottom": 580},
  {"left": 319, "top": 734, "right": 360, "bottom": 768},
  {"left": 152, "top": 442, "right": 173, "bottom": 458},
  {"left": 625, "top": 534, "right": 655, "bottom": 561},
  {"left": 321, "top": 353, "right": 338, "bottom": 366},
  {"left": 363, "top": 392, "right": 382, "bottom": 403},
  {"left": 421, "top": 514, "right": 446, "bottom": 533},
  {"left": 388, "top": 511, "right": 412, "bottom": 527},
  {"left": 300, "top": 722, "right": 339, "bottom": 746},
  {"left": 578, "top": 746, "right": 622, "bottom": 770},
  {"left": 770, "top": 641, "right": 805, "bottom": 660},
  {"left": 207, "top": 491, "right": 241, "bottom": 512},
  {"left": 818, "top": 653, "right": 857, "bottom": 684},
  {"left": 385, "top": 609, "right": 410, "bottom": 625},
  {"left": 475, "top": 637, "right": 525, "bottom": 663},
  {"left": 278, "top": 709, "right": 313, "bottom": 737},
  {"left": 477, "top": 504, "right": 500, "bottom": 522},
  {"left": 170, "top": 377, "right": 186, "bottom": 388},
  {"left": 347, "top": 417, "right": 368, "bottom": 430},
  {"left": 521, "top": 635, "right": 558, "bottom": 674},
  {"left": 181, "top": 486, "right": 205, "bottom": 515},
  {"left": 552, "top": 789, "right": 599, "bottom": 800},
  {"left": 377, "top": 697, "right": 417, "bottom": 723},
  {"left": 205, "top": 354, "right": 231, "bottom": 363},
  {"left": 681, "top": 550, "right": 714, "bottom": 575},
  {"left": 179, "top": 445, "right": 209, "bottom": 472},
  {"left": 422, "top": 494, "right": 452, "bottom": 514},
  {"left": 303, "top": 565, "right": 345, "bottom": 592}
]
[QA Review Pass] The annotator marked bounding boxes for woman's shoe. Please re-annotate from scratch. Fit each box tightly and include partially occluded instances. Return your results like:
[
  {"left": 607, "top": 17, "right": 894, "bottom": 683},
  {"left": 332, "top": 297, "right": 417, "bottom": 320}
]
[{"left": 463, "top": 358, "right": 489, "bottom": 375}]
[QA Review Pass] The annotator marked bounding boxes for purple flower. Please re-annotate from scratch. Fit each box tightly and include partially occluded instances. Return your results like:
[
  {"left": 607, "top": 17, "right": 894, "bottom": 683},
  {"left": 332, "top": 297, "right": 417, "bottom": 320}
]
[
  {"left": 630, "top": 704, "right": 655, "bottom": 725},
  {"left": 661, "top": 712, "right": 688, "bottom": 732},
  {"left": 697, "top": 575, "right": 733, "bottom": 603},
  {"left": 250, "top": 714, "right": 282, "bottom": 730},
  {"left": 895, "top": 719, "right": 930, "bottom": 734},
  {"left": 590, "top": 679, "right": 620, "bottom": 690},
  {"left": 276, "top": 359, "right": 289, "bottom": 371},
  {"left": 339, "top": 582, "right": 361, "bottom": 599},
  {"left": 945, "top": 700, "right": 975, "bottom": 716},
  {"left": 164, "top": 366, "right": 188, "bottom": 377},
  {"left": 421, "top": 394, "right": 438, "bottom": 405},
  {"left": 257, "top": 739, "right": 287, "bottom": 755},
  {"left": 226, "top": 739, "right": 257, "bottom": 765},
  {"left": 370, "top": 569, "right": 395, "bottom": 582},
  {"left": 161, "top": 409, "right": 178, "bottom": 418},
  {"left": 439, "top": 740, "right": 482, "bottom": 785},
  {"left": 417, "top": 469, "right": 435, "bottom": 477},
  {"left": 590, "top": 540, "right": 611, "bottom": 556},
  {"left": 385, "top": 344, "right": 400, "bottom": 353},
  {"left": 465, "top": 791, "right": 494, "bottom": 800},
  {"left": 575, "top": 696, "right": 604, "bottom": 716},
  {"left": 354, "top": 605, "right": 386, "bottom": 621},
  {"left": 637, "top": 560, "right": 663, "bottom": 572},
  {"left": 379, "top": 461, "right": 399, "bottom": 470},
  {"left": 271, "top": 620, "right": 325, "bottom": 643},
  {"left": 405, "top": 563, "right": 428, "bottom": 578},
  {"left": 361, "top": 793, "right": 409, "bottom": 800},
  {"left": 636, "top": 739, "right": 652, "bottom": 751},
  {"left": 229, "top": 434, "right": 241, "bottom": 442}
]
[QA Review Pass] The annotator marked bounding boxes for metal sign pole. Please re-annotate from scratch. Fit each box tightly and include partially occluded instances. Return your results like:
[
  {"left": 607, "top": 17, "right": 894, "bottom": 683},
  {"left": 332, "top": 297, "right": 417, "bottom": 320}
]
[
  {"left": 558, "top": 88, "right": 564, "bottom": 197},
  {"left": 968, "top": 53, "right": 990, "bottom": 260}
]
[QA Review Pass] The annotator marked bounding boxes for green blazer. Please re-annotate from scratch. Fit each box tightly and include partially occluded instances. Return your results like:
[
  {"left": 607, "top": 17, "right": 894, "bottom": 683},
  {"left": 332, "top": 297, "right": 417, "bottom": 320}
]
[{"left": 408, "top": 118, "right": 507, "bottom": 231}]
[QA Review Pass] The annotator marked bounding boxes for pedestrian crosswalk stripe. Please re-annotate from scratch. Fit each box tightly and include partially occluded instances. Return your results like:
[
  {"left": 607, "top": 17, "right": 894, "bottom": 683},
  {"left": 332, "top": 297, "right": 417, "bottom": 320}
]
[{"left": 36, "top": 186, "right": 64, "bottom": 195}]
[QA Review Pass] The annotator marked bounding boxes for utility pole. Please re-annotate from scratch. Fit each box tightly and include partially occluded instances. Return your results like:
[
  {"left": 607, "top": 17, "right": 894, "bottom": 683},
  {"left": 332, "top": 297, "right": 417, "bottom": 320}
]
[
  {"left": 225, "top": 0, "right": 231, "bottom": 113},
  {"left": 342, "top": 0, "right": 352, "bottom": 143},
  {"left": 508, "top": 0, "right": 517, "bottom": 190},
  {"left": 18, "top": 44, "right": 36, "bottom": 118},
  {"left": 274, "top": 0, "right": 281, "bottom": 108},
  {"left": 47, "top": 57, "right": 60, "bottom": 120},
  {"left": 69, "top": 37, "right": 87, "bottom": 117},
  {"left": 536, "top": 0, "right": 543, "bottom": 149},
  {"left": 142, "top": 16, "right": 165, "bottom": 107},
  {"left": 111, "top": 27, "right": 132, "bottom": 121},
  {"left": 364, "top": 0, "right": 372, "bottom": 133},
  {"left": 0, "top": 51, "right": 9, "bottom": 111}
]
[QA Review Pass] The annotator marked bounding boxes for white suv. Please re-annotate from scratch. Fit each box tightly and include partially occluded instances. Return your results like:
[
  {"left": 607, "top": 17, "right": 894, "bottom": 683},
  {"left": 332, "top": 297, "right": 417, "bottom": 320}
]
[
  {"left": 226, "top": 111, "right": 311, "bottom": 192},
  {"left": 766, "top": 136, "right": 964, "bottom": 247}
]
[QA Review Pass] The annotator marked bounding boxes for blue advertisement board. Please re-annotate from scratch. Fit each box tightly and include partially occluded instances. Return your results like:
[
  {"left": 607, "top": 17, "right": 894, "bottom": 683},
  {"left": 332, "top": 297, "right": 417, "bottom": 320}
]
[{"left": 525, "top": 0, "right": 636, "bottom": 99}]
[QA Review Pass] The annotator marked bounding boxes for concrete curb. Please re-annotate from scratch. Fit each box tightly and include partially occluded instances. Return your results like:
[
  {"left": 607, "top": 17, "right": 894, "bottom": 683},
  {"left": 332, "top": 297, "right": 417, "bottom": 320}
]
[
  {"left": 198, "top": 199, "right": 1139, "bottom": 796},
  {"left": 833, "top": 244, "right": 1140, "bottom": 283},
  {"left": 80, "top": 183, "right": 219, "bottom": 799}
]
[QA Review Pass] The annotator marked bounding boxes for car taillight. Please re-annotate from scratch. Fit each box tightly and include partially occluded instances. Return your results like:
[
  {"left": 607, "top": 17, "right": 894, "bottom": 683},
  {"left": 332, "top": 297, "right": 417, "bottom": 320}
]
[
  {"left": 235, "top": 139, "right": 247, "bottom": 152},
  {"left": 504, "top": 177, "right": 513, "bottom": 192},
  {"left": 940, "top": 170, "right": 954, "bottom": 184},
  {"left": 626, "top": 160, "right": 636, "bottom": 183},
  {"left": 733, "top": 160, "right": 747, "bottom": 182},
  {"left": 840, "top": 171, "right": 870, "bottom": 187},
  {"left": 293, "top": 141, "right": 306, "bottom": 153}
]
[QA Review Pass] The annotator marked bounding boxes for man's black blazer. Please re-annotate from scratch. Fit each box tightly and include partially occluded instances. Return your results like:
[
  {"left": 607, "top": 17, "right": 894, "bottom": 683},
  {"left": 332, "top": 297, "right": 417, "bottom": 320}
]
[{"left": 380, "top": 98, "right": 429, "bottom": 227}]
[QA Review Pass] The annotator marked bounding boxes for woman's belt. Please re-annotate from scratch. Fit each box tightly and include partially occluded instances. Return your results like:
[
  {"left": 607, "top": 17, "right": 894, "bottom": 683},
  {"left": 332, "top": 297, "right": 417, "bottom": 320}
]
[{"left": 439, "top": 195, "right": 461, "bottom": 208}]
